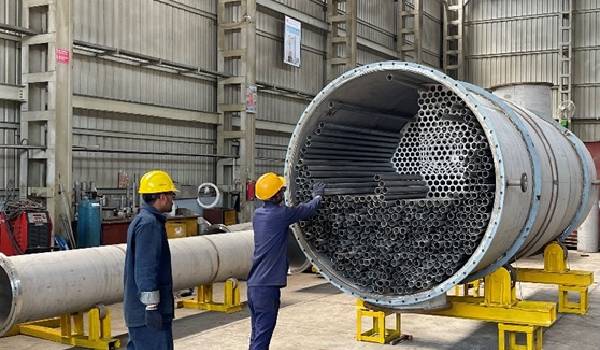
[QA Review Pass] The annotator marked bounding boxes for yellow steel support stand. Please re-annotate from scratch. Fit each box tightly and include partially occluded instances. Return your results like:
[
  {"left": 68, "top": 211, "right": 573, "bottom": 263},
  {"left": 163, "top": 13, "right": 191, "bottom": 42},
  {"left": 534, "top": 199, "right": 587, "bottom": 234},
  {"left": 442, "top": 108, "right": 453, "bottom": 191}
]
[
  {"left": 454, "top": 279, "right": 483, "bottom": 297},
  {"left": 355, "top": 299, "right": 411, "bottom": 344},
  {"left": 515, "top": 241, "right": 593, "bottom": 314},
  {"left": 16, "top": 307, "right": 119, "bottom": 350},
  {"left": 498, "top": 323, "right": 543, "bottom": 350},
  {"left": 181, "top": 278, "right": 245, "bottom": 313},
  {"left": 356, "top": 268, "right": 557, "bottom": 349}
]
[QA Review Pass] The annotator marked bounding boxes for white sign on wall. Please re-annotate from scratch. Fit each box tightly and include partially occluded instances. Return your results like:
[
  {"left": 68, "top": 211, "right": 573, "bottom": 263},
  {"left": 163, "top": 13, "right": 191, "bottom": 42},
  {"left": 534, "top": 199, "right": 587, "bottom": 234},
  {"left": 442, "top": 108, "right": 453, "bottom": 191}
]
[{"left": 284, "top": 16, "right": 301, "bottom": 67}]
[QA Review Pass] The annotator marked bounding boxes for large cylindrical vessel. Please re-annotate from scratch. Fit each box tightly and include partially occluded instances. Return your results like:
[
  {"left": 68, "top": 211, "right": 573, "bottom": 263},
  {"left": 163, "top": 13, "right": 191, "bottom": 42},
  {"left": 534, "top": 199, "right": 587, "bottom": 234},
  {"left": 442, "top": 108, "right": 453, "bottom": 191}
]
[
  {"left": 284, "top": 62, "right": 597, "bottom": 309},
  {"left": 490, "top": 83, "right": 554, "bottom": 122},
  {"left": 0, "top": 230, "right": 254, "bottom": 335}
]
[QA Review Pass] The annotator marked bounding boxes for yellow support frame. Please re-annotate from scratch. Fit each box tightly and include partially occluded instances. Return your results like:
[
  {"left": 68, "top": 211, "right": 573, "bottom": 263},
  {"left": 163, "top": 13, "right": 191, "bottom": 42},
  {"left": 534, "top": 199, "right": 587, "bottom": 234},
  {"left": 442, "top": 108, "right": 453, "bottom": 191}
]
[
  {"left": 515, "top": 241, "right": 593, "bottom": 315},
  {"left": 356, "top": 268, "right": 557, "bottom": 349},
  {"left": 355, "top": 299, "right": 410, "bottom": 344},
  {"left": 181, "top": 278, "right": 245, "bottom": 313},
  {"left": 16, "top": 307, "right": 119, "bottom": 350},
  {"left": 498, "top": 323, "right": 543, "bottom": 350},
  {"left": 431, "top": 268, "right": 556, "bottom": 327},
  {"left": 453, "top": 279, "right": 483, "bottom": 297}
]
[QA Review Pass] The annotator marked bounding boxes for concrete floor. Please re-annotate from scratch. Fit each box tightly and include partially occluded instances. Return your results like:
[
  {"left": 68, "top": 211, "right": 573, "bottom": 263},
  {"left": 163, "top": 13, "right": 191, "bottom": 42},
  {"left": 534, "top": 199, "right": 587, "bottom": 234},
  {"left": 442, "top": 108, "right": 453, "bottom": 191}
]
[{"left": 2, "top": 251, "right": 600, "bottom": 350}]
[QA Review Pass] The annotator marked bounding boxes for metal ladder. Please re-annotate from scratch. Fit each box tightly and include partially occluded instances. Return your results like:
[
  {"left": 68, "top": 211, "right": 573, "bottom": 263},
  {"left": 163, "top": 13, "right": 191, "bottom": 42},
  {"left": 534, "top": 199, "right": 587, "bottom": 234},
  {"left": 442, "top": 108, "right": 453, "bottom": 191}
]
[
  {"left": 397, "top": 0, "right": 423, "bottom": 64},
  {"left": 558, "top": 0, "right": 574, "bottom": 125},
  {"left": 326, "top": 0, "right": 357, "bottom": 82},
  {"left": 443, "top": 0, "right": 464, "bottom": 80},
  {"left": 216, "top": 0, "right": 257, "bottom": 222}
]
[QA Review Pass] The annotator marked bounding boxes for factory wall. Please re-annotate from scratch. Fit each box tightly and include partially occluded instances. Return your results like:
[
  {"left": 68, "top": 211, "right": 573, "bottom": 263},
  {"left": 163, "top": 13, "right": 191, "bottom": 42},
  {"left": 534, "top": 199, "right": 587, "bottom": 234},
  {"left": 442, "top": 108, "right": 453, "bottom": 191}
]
[
  {"left": 72, "top": 0, "right": 218, "bottom": 187},
  {"left": 18, "top": 0, "right": 600, "bottom": 191},
  {"left": 2, "top": 0, "right": 431, "bottom": 190},
  {"left": 570, "top": 0, "right": 600, "bottom": 141},
  {"left": 0, "top": 0, "right": 20, "bottom": 192},
  {"left": 464, "top": 0, "right": 600, "bottom": 141}
]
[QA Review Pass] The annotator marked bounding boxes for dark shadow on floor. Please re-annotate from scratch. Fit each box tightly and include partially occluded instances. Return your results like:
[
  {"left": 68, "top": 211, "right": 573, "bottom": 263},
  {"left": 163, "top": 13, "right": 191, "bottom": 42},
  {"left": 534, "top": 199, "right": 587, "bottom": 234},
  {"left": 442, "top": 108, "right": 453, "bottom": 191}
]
[{"left": 295, "top": 282, "right": 342, "bottom": 295}]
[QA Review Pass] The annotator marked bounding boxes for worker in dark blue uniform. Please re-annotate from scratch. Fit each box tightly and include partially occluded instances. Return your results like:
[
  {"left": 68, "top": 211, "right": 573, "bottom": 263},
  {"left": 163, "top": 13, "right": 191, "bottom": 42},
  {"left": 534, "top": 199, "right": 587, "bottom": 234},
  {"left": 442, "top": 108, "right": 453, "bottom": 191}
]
[
  {"left": 124, "top": 170, "right": 178, "bottom": 350},
  {"left": 247, "top": 172, "right": 325, "bottom": 350}
]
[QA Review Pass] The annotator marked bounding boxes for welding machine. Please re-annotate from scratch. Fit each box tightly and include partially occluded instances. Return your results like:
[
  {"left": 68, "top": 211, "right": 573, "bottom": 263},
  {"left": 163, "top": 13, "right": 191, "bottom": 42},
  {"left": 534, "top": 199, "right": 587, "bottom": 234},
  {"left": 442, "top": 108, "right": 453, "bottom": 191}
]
[{"left": 0, "top": 210, "right": 52, "bottom": 256}]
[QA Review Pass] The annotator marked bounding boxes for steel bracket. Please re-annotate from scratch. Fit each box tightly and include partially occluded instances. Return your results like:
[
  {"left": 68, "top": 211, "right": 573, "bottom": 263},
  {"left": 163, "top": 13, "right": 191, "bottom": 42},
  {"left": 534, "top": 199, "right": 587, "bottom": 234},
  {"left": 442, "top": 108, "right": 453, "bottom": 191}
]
[
  {"left": 15, "top": 306, "right": 119, "bottom": 350},
  {"left": 180, "top": 278, "right": 245, "bottom": 313}
]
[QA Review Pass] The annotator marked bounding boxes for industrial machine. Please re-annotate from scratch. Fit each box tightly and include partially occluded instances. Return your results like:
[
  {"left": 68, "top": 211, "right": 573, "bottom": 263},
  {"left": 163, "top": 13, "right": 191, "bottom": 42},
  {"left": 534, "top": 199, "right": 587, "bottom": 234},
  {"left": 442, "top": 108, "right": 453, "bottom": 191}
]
[
  {"left": 0, "top": 200, "right": 52, "bottom": 256},
  {"left": 285, "top": 62, "right": 597, "bottom": 310}
]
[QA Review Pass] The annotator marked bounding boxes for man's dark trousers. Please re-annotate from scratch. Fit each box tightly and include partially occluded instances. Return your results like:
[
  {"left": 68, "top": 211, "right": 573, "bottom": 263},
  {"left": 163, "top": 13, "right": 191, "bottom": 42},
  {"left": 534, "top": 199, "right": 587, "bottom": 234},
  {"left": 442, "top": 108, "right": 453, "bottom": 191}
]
[
  {"left": 127, "top": 323, "right": 173, "bottom": 350},
  {"left": 248, "top": 286, "right": 281, "bottom": 350}
]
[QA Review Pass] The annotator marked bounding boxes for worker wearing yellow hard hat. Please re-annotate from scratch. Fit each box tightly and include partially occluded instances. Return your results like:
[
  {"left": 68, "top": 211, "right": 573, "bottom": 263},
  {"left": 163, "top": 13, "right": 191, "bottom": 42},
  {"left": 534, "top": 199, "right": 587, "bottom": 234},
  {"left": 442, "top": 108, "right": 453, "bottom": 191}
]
[
  {"left": 138, "top": 170, "right": 179, "bottom": 194},
  {"left": 254, "top": 172, "right": 286, "bottom": 200},
  {"left": 247, "top": 172, "right": 325, "bottom": 350},
  {"left": 124, "top": 170, "right": 177, "bottom": 349}
]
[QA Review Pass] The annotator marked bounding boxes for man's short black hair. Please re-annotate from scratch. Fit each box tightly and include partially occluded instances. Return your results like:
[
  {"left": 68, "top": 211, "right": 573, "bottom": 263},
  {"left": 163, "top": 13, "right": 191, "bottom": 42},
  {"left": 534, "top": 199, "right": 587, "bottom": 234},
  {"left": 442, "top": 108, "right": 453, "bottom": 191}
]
[{"left": 142, "top": 193, "right": 161, "bottom": 205}]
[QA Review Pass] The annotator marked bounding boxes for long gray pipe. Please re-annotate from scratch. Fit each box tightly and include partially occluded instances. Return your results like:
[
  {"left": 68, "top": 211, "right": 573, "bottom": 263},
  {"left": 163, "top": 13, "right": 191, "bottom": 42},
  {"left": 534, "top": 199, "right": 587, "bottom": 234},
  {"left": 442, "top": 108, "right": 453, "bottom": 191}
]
[
  {"left": 0, "top": 230, "right": 254, "bottom": 336},
  {"left": 227, "top": 223, "right": 311, "bottom": 274},
  {"left": 284, "top": 62, "right": 597, "bottom": 309}
]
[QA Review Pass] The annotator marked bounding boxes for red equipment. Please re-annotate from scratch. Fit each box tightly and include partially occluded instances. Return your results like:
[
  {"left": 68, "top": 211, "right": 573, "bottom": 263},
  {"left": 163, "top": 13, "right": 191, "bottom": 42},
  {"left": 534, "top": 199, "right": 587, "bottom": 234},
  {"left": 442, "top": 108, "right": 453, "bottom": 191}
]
[
  {"left": 246, "top": 180, "right": 256, "bottom": 201},
  {"left": 0, "top": 211, "right": 52, "bottom": 256}
]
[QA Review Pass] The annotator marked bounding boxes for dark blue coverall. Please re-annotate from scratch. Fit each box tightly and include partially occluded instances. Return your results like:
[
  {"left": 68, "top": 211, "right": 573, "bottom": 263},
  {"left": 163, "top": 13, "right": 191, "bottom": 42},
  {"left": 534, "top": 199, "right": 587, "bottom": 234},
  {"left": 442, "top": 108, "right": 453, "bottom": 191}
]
[
  {"left": 124, "top": 205, "right": 174, "bottom": 350},
  {"left": 247, "top": 197, "right": 321, "bottom": 350}
]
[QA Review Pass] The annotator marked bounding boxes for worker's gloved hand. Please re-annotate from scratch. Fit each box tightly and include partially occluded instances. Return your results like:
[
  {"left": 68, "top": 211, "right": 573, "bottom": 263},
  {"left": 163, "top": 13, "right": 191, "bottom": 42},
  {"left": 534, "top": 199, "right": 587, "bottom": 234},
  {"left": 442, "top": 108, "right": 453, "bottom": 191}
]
[
  {"left": 145, "top": 306, "right": 162, "bottom": 330},
  {"left": 312, "top": 182, "right": 326, "bottom": 198}
]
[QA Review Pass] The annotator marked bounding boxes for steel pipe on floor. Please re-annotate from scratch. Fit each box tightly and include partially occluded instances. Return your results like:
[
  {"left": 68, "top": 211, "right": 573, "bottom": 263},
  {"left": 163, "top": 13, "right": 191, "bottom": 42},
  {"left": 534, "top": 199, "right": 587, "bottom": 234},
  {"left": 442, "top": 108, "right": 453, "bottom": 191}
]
[{"left": 0, "top": 230, "right": 254, "bottom": 336}]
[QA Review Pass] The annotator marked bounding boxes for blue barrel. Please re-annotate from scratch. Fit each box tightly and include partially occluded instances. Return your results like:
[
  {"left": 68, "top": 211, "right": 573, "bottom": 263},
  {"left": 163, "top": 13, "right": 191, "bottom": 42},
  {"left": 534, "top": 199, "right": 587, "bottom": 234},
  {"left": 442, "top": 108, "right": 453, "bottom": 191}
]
[{"left": 77, "top": 198, "right": 102, "bottom": 248}]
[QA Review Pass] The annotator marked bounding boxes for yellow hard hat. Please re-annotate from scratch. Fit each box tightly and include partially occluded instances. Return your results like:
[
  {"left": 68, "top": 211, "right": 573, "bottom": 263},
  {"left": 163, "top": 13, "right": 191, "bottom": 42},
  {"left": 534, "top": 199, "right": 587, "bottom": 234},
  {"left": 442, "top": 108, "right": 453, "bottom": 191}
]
[
  {"left": 255, "top": 172, "right": 286, "bottom": 200},
  {"left": 139, "top": 170, "right": 178, "bottom": 194}
]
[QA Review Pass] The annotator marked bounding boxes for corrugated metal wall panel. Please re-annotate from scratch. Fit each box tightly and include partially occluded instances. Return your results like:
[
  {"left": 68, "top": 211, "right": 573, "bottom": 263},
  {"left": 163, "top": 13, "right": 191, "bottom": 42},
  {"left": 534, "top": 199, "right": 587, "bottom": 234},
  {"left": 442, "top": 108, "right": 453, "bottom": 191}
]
[
  {"left": 464, "top": 0, "right": 558, "bottom": 21},
  {"left": 257, "top": 9, "right": 325, "bottom": 52},
  {"left": 0, "top": 101, "right": 18, "bottom": 190},
  {"left": 464, "top": 2, "right": 559, "bottom": 87},
  {"left": 357, "top": 0, "right": 396, "bottom": 49},
  {"left": 358, "top": 48, "right": 391, "bottom": 65},
  {"left": 255, "top": 36, "right": 324, "bottom": 94},
  {"left": 465, "top": 0, "right": 600, "bottom": 141},
  {"left": 159, "top": 0, "right": 216, "bottom": 13},
  {"left": 466, "top": 54, "right": 558, "bottom": 87},
  {"left": 275, "top": 0, "right": 326, "bottom": 20},
  {"left": 256, "top": 10, "right": 325, "bottom": 95},
  {"left": 572, "top": 120, "right": 600, "bottom": 142},
  {"left": 577, "top": 0, "right": 600, "bottom": 11},
  {"left": 1, "top": 0, "right": 19, "bottom": 85},
  {"left": 1, "top": 0, "right": 20, "bottom": 191},
  {"left": 466, "top": 16, "right": 558, "bottom": 56},
  {"left": 256, "top": 92, "right": 309, "bottom": 125},
  {"left": 73, "top": 55, "right": 216, "bottom": 112},
  {"left": 398, "top": 1, "right": 443, "bottom": 68},
  {"left": 73, "top": 0, "right": 217, "bottom": 70},
  {"left": 573, "top": 83, "right": 600, "bottom": 121},
  {"left": 70, "top": 0, "right": 221, "bottom": 185},
  {"left": 255, "top": 133, "right": 287, "bottom": 176},
  {"left": 573, "top": 6, "right": 600, "bottom": 121},
  {"left": 73, "top": 109, "right": 216, "bottom": 187}
]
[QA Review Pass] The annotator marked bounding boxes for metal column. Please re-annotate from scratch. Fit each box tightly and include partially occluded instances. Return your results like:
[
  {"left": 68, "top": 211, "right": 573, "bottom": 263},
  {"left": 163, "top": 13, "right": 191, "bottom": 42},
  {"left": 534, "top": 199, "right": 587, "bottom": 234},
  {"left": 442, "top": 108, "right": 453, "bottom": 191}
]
[
  {"left": 558, "top": 0, "right": 574, "bottom": 125},
  {"left": 443, "top": 0, "right": 464, "bottom": 79},
  {"left": 326, "top": 0, "right": 357, "bottom": 82},
  {"left": 20, "top": 0, "right": 73, "bottom": 240},
  {"left": 216, "top": 0, "right": 257, "bottom": 222},
  {"left": 397, "top": 0, "right": 423, "bottom": 63}
]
